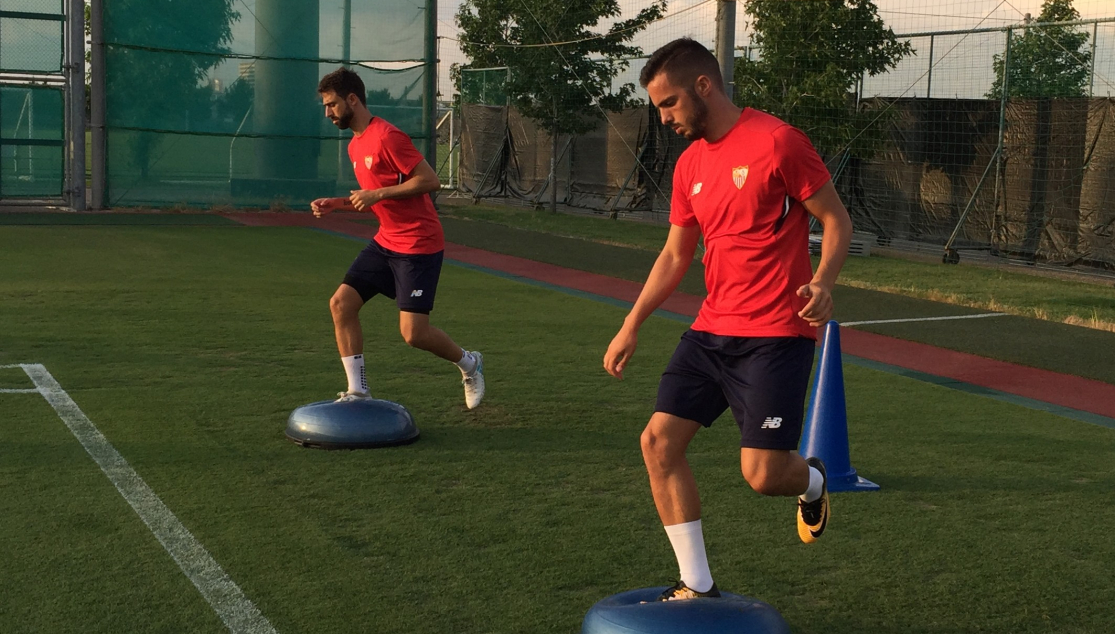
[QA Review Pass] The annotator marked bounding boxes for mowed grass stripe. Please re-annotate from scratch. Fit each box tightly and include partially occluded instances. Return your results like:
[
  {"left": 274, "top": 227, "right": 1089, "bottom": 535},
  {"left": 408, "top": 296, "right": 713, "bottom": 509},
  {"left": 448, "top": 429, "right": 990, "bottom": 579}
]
[{"left": 0, "top": 225, "right": 1113, "bottom": 633}]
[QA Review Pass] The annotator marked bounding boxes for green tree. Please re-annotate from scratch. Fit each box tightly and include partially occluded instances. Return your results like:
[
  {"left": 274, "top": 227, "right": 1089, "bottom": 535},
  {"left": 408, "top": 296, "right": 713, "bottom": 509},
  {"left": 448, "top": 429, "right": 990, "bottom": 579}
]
[
  {"left": 454, "top": 0, "right": 666, "bottom": 136},
  {"left": 987, "top": 0, "right": 1092, "bottom": 99},
  {"left": 214, "top": 77, "right": 253, "bottom": 125},
  {"left": 734, "top": 0, "right": 911, "bottom": 158}
]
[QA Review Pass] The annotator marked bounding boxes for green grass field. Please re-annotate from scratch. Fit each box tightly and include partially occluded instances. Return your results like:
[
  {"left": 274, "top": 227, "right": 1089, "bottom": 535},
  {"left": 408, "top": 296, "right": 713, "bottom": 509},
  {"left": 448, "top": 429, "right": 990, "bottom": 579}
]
[{"left": 1, "top": 222, "right": 1114, "bottom": 633}]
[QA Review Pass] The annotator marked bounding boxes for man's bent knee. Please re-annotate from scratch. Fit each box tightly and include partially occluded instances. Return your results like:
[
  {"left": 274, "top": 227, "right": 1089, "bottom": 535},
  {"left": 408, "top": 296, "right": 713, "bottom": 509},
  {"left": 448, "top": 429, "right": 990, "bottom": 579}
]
[
  {"left": 399, "top": 322, "right": 429, "bottom": 348},
  {"left": 330, "top": 286, "right": 362, "bottom": 318},
  {"left": 641, "top": 414, "right": 700, "bottom": 470},
  {"left": 400, "top": 328, "right": 422, "bottom": 348},
  {"left": 740, "top": 450, "right": 802, "bottom": 496},
  {"left": 743, "top": 470, "right": 784, "bottom": 496}
]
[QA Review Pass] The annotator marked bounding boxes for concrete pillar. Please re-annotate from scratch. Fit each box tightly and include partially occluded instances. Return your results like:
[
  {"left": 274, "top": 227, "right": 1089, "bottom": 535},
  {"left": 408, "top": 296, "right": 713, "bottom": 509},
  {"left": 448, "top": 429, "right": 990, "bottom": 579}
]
[{"left": 253, "top": 0, "right": 320, "bottom": 180}]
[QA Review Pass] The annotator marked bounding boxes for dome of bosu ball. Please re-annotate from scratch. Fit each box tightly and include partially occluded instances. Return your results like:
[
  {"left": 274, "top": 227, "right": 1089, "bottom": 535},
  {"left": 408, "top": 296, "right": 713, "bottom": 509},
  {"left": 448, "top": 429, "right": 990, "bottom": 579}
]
[
  {"left": 285, "top": 398, "right": 419, "bottom": 449},
  {"left": 582, "top": 587, "right": 791, "bottom": 634}
]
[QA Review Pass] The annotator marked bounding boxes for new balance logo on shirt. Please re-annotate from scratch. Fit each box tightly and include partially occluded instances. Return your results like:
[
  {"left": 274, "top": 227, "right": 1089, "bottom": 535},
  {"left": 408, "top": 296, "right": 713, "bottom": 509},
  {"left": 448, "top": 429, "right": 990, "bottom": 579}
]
[
  {"left": 761, "top": 417, "right": 782, "bottom": 429},
  {"left": 410, "top": 289, "right": 424, "bottom": 297}
]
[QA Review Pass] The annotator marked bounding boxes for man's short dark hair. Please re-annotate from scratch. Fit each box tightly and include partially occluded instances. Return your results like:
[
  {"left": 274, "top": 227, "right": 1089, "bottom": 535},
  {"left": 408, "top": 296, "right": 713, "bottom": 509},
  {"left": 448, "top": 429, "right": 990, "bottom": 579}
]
[
  {"left": 639, "top": 38, "right": 723, "bottom": 90},
  {"left": 318, "top": 67, "right": 367, "bottom": 105}
]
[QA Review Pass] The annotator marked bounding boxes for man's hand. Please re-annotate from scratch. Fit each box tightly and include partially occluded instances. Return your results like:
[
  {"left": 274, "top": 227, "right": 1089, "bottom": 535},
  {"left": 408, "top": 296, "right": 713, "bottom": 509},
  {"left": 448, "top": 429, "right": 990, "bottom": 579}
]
[
  {"left": 603, "top": 326, "right": 639, "bottom": 380},
  {"left": 796, "top": 282, "right": 834, "bottom": 328},
  {"left": 311, "top": 197, "right": 339, "bottom": 218},
  {"left": 349, "top": 189, "right": 382, "bottom": 211}
]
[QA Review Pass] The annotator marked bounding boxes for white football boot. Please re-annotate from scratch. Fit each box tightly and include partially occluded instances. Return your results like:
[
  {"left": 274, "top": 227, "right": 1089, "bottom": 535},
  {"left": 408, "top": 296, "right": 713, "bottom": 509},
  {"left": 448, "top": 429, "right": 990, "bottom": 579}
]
[
  {"left": 462, "top": 351, "right": 485, "bottom": 409},
  {"left": 335, "top": 390, "right": 373, "bottom": 403}
]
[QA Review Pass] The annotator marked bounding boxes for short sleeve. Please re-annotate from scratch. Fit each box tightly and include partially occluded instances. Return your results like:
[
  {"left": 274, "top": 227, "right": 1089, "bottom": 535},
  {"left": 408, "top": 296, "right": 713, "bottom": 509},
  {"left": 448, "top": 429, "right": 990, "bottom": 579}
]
[
  {"left": 772, "top": 125, "right": 831, "bottom": 203},
  {"left": 381, "top": 127, "right": 425, "bottom": 176},
  {"left": 669, "top": 153, "right": 698, "bottom": 227}
]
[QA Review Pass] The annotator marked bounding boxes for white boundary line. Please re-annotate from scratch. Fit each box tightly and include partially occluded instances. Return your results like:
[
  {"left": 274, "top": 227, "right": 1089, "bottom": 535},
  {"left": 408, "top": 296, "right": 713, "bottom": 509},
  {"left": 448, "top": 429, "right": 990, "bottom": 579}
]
[
  {"left": 842, "top": 313, "right": 1007, "bottom": 327},
  {"left": 7, "top": 363, "right": 278, "bottom": 634},
  {"left": 0, "top": 388, "right": 40, "bottom": 393}
]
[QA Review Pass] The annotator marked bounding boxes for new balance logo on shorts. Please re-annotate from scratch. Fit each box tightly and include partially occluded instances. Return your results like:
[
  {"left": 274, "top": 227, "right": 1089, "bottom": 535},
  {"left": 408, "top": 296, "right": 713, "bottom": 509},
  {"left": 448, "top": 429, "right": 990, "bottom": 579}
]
[
  {"left": 761, "top": 417, "right": 782, "bottom": 429},
  {"left": 410, "top": 289, "right": 424, "bottom": 297}
]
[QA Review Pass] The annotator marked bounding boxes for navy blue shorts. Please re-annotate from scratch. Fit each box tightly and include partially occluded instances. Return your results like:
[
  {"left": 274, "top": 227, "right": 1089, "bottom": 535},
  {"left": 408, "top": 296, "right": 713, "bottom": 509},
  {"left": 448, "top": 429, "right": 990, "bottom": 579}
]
[
  {"left": 342, "top": 241, "right": 443, "bottom": 314},
  {"left": 655, "top": 330, "right": 816, "bottom": 450}
]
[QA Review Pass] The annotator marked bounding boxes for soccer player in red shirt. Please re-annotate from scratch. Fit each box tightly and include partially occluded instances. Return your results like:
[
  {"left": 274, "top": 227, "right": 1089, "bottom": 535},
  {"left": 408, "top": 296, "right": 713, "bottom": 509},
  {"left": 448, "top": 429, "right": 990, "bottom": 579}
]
[
  {"left": 603, "top": 39, "right": 853, "bottom": 600},
  {"left": 312, "top": 68, "right": 484, "bottom": 409}
]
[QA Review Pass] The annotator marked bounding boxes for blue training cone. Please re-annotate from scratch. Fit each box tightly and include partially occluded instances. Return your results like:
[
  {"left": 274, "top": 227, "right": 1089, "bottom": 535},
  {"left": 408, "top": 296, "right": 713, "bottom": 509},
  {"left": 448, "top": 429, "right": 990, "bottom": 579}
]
[{"left": 799, "top": 320, "right": 880, "bottom": 492}]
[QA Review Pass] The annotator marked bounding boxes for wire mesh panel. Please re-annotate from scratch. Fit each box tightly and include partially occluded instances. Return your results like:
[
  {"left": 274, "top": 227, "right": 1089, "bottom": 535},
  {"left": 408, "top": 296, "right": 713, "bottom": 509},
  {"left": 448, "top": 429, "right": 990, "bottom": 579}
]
[
  {"left": 1095, "top": 22, "right": 1115, "bottom": 97},
  {"left": 103, "top": 0, "right": 432, "bottom": 208},
  {"left": 0, "top": 0, "right": 63, "bottom": 73},
  {"left": 459, "top": 67, "right": 509, "bottom": 107},
  {"left": 0, "top": 84, "right": 64, "bottom": 196},
  {"left": 849, "top": 17, "right": 1115, "bottom": 269}
]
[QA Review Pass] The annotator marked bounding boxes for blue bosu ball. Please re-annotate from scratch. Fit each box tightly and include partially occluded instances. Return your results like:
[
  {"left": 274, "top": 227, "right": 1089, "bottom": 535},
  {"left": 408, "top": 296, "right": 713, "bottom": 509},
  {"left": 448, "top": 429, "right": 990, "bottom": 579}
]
[
  {"left": 285, "top": 398, "right": 419, "bottom": 449},
  {"left": 582, "top": 588, "right": 790, "bottom": 634}
]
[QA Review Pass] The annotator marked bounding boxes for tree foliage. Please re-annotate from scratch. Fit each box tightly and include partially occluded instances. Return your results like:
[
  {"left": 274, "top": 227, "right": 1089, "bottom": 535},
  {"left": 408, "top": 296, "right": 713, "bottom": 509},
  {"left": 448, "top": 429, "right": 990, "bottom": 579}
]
[
  {"left": 986, "top": 0, "right": 1092, "bottom": 99},
  {"left": 105, "top": 0, "right": 238, "bottom": 176},
  {"left": 454, "top": 0, "right": 666, "bottom": 135},
  {"left": 733, "top": 0, "right": 911, "bottom": 158}
]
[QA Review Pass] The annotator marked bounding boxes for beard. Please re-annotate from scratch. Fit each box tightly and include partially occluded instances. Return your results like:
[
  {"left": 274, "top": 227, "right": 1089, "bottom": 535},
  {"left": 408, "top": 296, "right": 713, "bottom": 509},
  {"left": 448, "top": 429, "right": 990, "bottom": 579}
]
[
  {"left": 680, "top": 88, "right": 709, "bottom": 140},
  {"left": 331, "top": 108, "right": 354, "bottom": 130}
]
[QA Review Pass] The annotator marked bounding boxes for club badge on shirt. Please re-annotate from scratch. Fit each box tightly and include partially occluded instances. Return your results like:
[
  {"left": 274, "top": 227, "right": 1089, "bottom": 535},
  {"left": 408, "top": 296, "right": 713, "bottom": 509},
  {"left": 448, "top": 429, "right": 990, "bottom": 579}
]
[
  {"left": 364, "top": 156, "right": 374, "bottom": 169},
  {"left": 732, "top": 165, "right": 749, "bottom": 190}
]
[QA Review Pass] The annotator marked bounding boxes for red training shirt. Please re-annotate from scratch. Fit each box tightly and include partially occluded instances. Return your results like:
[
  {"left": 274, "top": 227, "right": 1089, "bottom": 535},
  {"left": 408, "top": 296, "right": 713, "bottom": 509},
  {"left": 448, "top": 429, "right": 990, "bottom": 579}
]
[
  {"left": 670, "top": 108, "right": 831, "bottom": 339},
  {"left": 348, "top": 117, "right": 444, "bottom": 254}
]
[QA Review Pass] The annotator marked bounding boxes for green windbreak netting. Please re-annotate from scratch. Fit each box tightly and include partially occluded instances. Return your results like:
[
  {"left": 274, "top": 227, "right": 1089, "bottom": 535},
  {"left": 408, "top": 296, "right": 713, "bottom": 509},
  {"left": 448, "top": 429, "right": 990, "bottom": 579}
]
[
  {"left": 104, "top": 0, "right": 432, "bottom": 208},
  {"left": 0, "top": 85, "right": 64, "bottom": 197},
  {"left": 0, "top": 0, "right": 64, "bottom": 73}
]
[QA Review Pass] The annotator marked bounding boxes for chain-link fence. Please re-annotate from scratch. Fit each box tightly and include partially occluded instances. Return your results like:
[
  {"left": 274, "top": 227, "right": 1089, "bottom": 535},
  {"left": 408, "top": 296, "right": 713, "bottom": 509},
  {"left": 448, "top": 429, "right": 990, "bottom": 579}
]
[
  {"left": 0, "top": 0, "right": 68, "bottom": 201},
  {"left": 452, "top": 13, "right": 1115, "bottom": 272}
]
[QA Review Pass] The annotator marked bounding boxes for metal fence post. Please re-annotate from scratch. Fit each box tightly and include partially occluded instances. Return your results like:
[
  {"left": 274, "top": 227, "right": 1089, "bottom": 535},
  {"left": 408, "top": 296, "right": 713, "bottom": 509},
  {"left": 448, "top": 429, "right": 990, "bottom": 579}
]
[
  {"left": 424, "top": 0, "right": 437, "bottom": 166},
  {"left": 1089, "top": 21, "right": 1098, "bottom": 97},
  {"left": 68, "top": 0, "right": 85, "bottom": 210},
  {"left": 715, "top": 0, "right": 735, "bottom": 100},
  {"left": 90, "top": 0, "right": 106, "bottom": 209},
  {"left": 926, "top": 34, "right": 934, "bottom": 99}
]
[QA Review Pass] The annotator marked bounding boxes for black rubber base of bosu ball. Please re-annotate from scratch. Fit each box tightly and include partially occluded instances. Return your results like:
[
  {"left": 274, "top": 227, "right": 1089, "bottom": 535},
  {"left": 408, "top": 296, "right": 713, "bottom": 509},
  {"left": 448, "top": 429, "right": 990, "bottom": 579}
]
[
  {"left": 582, "top": 587, "right": 791, "bottom": 634},
  {"left": 285, "top": 398, "right": 419, "bottom": 449}
]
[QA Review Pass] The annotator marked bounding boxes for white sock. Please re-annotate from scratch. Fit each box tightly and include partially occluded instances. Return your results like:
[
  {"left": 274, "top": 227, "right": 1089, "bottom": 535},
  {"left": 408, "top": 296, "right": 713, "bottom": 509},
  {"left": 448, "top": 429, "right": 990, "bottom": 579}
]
[
  {"left": 455, "top": 349, "right": 477, "bottom": 374},
  {"left": 342, "top": 354, "right": 367, "bottom": 394},
  {"left": 800, "top": 466, "right": 824, "bottom": 502},
  {"left": 663, "top": 519, "right": 714, "bottom": 593}
]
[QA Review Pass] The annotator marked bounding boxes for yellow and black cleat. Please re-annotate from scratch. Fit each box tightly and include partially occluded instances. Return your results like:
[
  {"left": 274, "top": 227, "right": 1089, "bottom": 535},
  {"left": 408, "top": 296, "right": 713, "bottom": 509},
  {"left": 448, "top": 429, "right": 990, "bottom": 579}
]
[
  {"left": 656, "top": 580, "right": 721, "bottom": 601},
  {"left": 797, "top": 457, "right": 830, "bottom": 544}
]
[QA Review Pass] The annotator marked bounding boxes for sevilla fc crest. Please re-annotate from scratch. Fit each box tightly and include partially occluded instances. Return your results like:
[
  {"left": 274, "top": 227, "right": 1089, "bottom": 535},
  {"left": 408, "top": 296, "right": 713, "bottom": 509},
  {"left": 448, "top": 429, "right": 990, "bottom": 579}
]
[
  {"left": 732, "top": 165, "right": 749, "bottom": 190},
  {"left": 364, "top": 155, "right": 374, "bottom": 169}
]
